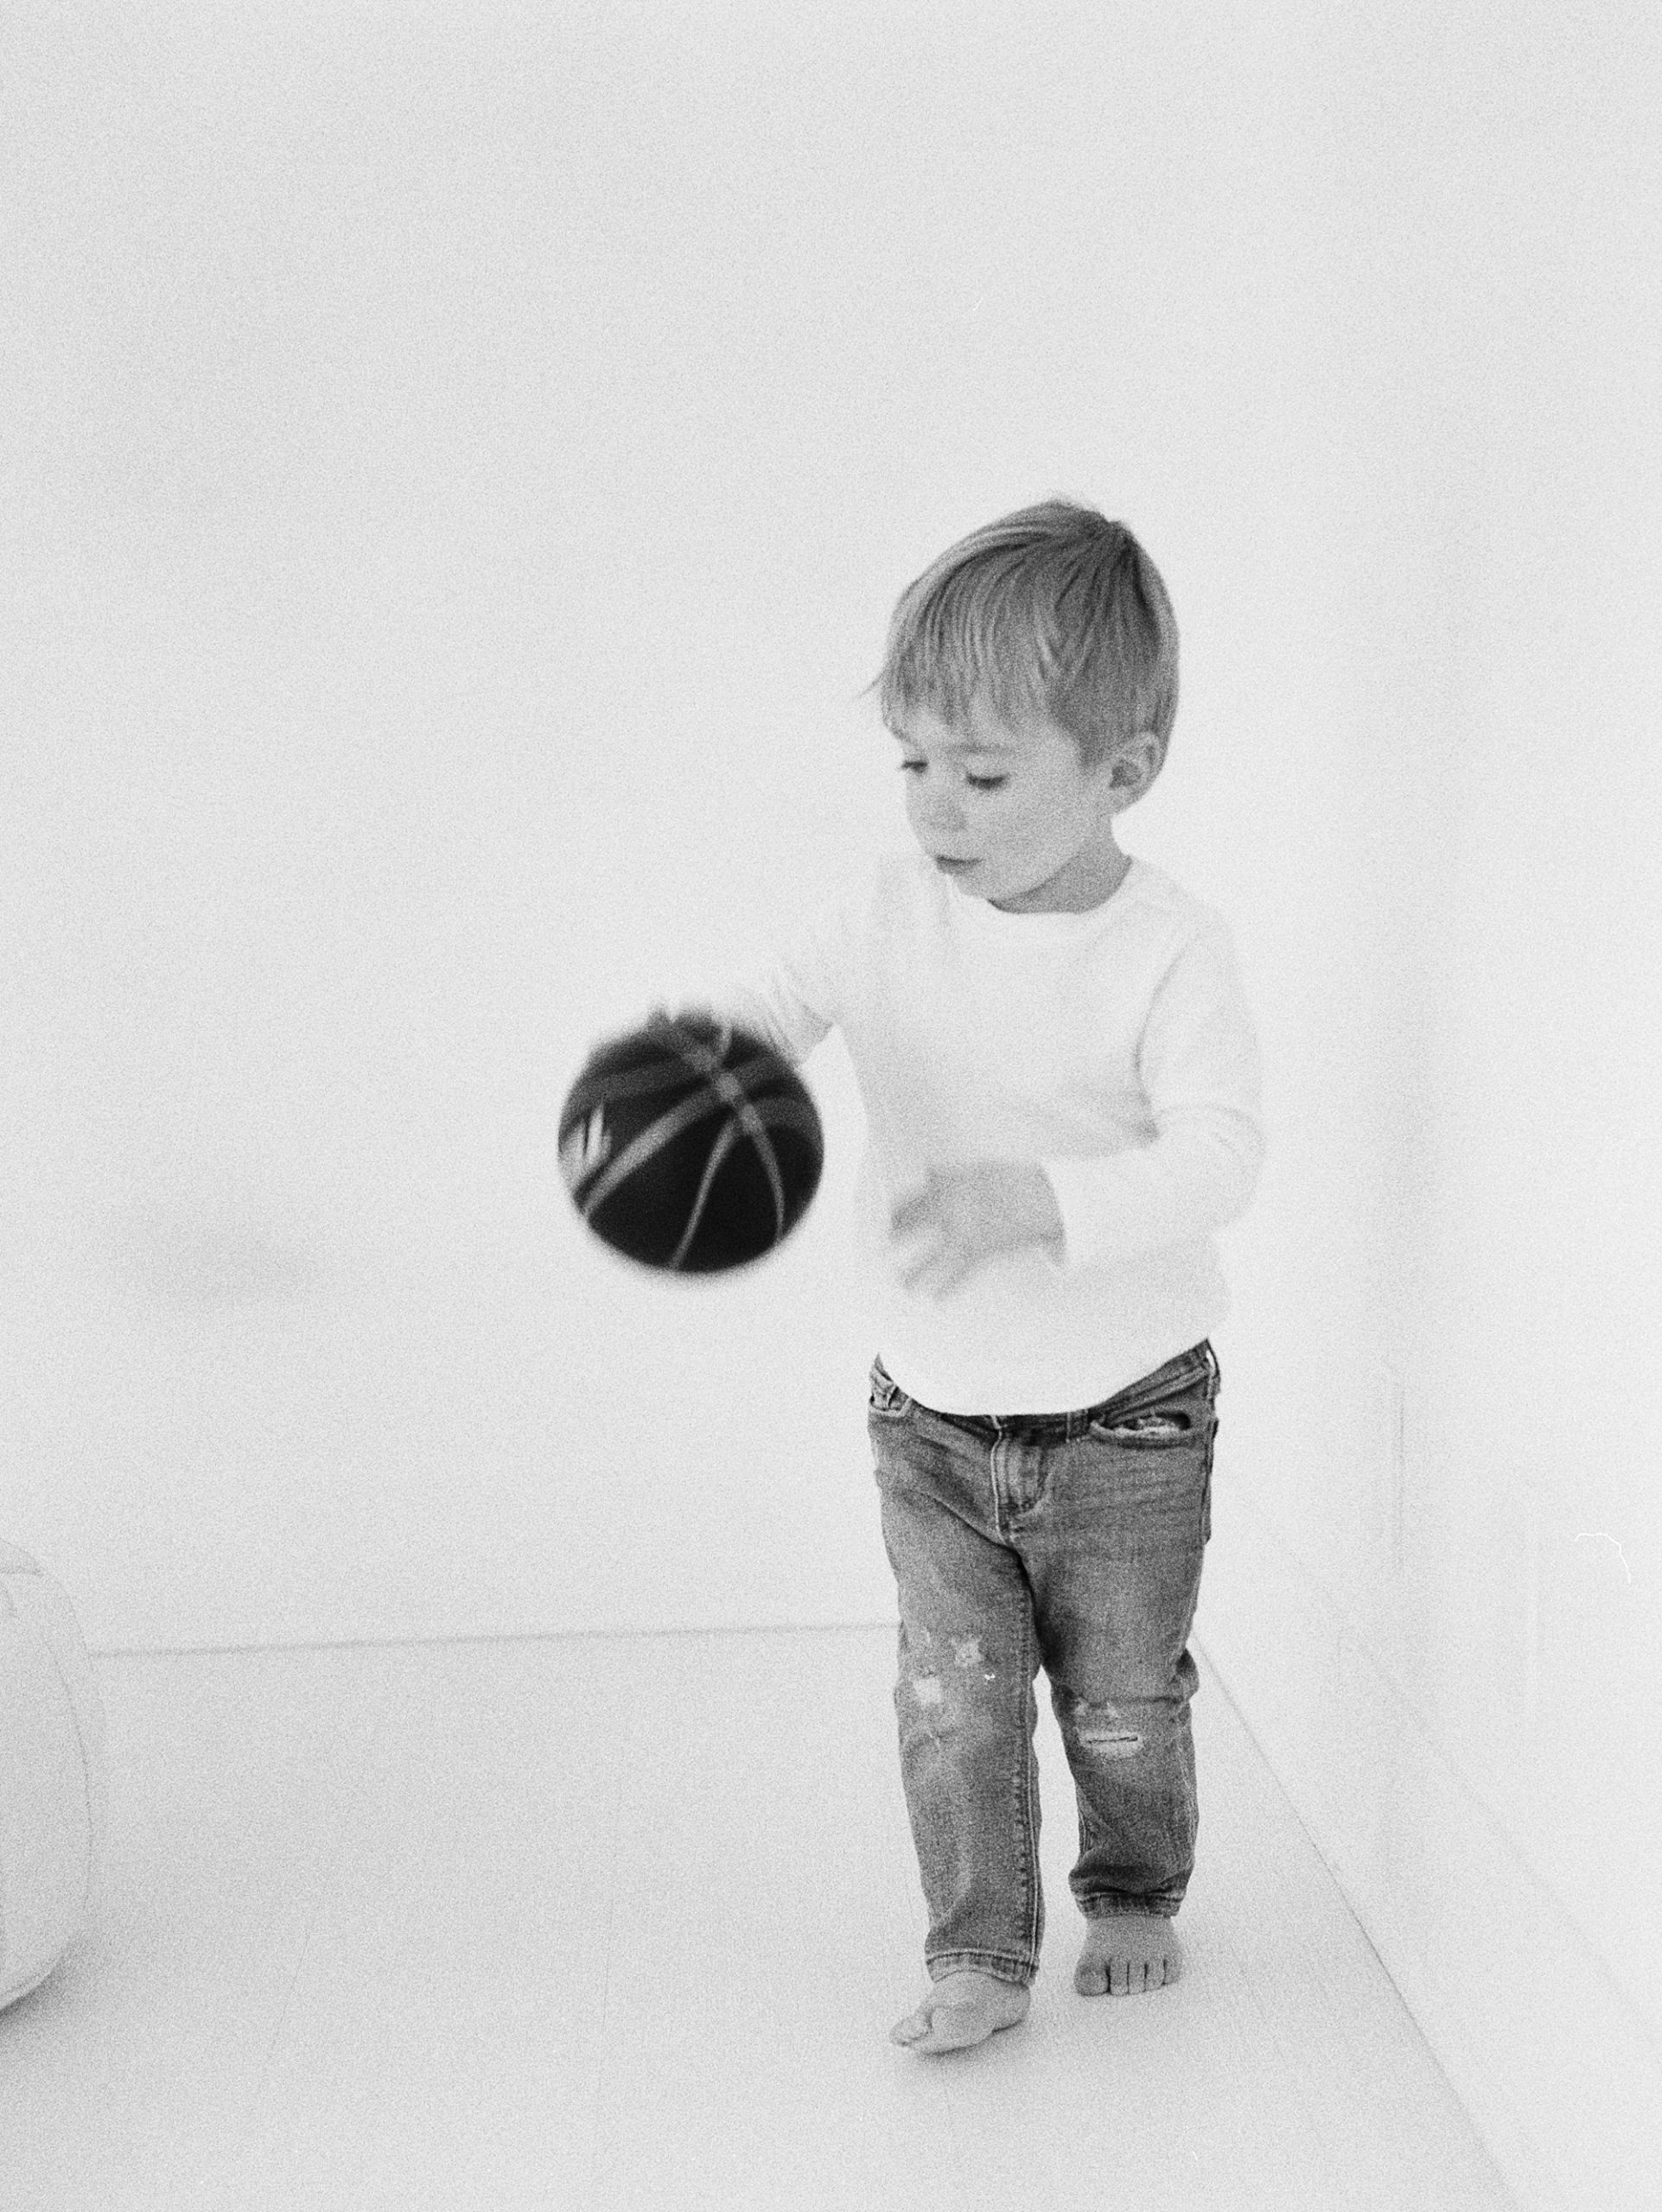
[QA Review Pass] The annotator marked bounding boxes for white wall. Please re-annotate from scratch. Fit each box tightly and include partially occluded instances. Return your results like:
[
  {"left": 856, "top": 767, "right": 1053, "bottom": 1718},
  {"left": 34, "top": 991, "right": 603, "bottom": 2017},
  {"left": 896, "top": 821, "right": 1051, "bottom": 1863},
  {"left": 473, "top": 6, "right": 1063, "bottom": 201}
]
[
  {"left": 1187, "top": 12, "right": 1662, "bottom": 2207},
  {"left": 3, "top": 0, "right": 1305, "bottom": 1649},
  {"left": 4, "top": 3, "right": 1659, "bottom": 2201}
]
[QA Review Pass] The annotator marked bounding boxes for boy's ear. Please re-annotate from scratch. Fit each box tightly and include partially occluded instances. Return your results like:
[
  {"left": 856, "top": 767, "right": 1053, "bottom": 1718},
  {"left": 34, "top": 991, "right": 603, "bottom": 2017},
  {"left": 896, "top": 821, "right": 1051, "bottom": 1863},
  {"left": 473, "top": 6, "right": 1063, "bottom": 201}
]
[{"left": 1110, "top": 731, "right": 1162, "bottom": 791}]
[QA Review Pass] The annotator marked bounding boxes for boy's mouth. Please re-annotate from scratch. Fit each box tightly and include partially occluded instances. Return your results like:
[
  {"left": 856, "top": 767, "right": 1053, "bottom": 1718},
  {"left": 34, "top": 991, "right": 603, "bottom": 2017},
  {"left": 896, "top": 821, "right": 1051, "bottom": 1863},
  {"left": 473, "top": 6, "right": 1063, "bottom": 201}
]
[{"left": 933, "top": 856, "right": 977, "bottom": 872}]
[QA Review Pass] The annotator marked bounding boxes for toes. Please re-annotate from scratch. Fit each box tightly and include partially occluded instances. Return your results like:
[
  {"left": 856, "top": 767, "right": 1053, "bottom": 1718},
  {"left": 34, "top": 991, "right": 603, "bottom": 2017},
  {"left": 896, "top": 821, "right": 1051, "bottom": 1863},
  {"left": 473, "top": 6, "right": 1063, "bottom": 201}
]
[
  {"left": 1076, "top": 1923, "right": 1181, "bottom": 1997},
  {"left": 894, "top": 1979, "right": 1023, "bottom": 2052},
  {"left": 892, "top": 2002, "right": 966, "bottom": 2049}
]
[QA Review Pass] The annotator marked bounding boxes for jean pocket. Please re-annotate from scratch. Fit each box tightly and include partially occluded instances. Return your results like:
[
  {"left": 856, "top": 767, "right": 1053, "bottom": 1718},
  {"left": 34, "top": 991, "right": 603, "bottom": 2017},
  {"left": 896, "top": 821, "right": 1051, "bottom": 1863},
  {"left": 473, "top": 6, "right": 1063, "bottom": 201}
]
[
  {"left": 1087, "top": 1409, "right": 1197, "bottom": 1446},
  {"left": 867, "top": 1357, "right": 914, "bottom": 1421},
  {"left": 1085, "top": 1359, "right": 1216, "bottom": 1449}
]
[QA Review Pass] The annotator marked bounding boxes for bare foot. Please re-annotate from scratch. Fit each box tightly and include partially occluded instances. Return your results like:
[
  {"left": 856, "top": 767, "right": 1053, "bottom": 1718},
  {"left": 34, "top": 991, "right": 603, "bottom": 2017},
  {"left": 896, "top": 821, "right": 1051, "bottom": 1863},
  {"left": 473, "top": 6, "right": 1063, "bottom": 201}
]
[
  {"left": 1074, "top": 1912, "right": 1185, "bottom": 1996},
  {"left": 891, "top": 1969, "right": 1031, "bottom": 2053}
]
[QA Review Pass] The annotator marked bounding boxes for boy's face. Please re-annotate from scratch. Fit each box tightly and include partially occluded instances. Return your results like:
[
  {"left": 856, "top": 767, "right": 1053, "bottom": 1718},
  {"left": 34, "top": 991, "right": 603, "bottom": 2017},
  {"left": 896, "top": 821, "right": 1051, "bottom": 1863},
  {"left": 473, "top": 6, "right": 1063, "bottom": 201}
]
[{"left": 889, "top": 694, "right": 1154, "bottom": 915}]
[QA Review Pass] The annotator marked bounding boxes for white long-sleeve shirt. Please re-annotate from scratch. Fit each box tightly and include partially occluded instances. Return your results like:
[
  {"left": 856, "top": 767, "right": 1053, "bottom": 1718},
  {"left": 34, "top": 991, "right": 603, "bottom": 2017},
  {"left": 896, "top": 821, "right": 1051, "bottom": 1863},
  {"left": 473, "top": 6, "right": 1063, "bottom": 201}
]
[{"left": 700, "top": 844, "right": 1265, "bottom": 1415}]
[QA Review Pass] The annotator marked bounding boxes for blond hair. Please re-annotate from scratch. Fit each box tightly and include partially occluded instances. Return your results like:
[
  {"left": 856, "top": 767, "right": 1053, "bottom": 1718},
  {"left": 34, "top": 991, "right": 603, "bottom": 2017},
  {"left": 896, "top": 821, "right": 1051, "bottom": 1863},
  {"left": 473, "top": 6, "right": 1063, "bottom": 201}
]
[{"left": 866, "top": 499, "right": 1179, "bottom": 774}]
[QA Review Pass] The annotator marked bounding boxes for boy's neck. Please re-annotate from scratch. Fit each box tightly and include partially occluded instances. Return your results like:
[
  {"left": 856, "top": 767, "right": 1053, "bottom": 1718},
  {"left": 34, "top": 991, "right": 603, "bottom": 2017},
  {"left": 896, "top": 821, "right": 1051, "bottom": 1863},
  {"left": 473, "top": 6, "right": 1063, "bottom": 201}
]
[{"left": 988, "top": 840, "right": 1133, "bottom": 916}]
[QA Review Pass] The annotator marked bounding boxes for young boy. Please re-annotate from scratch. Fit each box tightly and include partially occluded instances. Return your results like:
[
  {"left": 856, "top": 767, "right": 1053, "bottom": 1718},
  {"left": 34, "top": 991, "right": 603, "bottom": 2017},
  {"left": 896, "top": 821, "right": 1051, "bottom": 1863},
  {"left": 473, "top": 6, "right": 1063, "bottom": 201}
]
[{"left": 670, "top": 499, "right": 1264, "bottom": 2054}]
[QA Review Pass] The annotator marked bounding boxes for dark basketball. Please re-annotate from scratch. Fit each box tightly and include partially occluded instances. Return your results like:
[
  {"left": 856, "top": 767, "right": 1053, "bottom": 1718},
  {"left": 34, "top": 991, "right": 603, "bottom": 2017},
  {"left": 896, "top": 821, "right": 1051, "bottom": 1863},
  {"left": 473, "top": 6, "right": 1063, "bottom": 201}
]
[{"left": 558, "top": 1012, "right": 824, "bottom": 1274}]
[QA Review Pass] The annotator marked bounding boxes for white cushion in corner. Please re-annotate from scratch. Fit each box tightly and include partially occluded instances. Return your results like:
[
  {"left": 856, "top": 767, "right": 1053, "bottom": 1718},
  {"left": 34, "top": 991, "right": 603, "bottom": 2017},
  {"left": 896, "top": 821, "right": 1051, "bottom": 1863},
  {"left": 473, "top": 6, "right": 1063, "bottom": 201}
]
[{"left": 0, "top": 1540, "right": 108, "bottom": 2011}]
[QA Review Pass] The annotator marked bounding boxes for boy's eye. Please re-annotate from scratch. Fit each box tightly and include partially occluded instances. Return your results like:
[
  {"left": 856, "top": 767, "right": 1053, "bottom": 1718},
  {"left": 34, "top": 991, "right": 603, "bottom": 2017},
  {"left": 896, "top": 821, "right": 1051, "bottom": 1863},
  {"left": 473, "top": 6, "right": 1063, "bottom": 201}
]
[{"left": 897, "top": 762, "right": 1006, "bottom": 792}]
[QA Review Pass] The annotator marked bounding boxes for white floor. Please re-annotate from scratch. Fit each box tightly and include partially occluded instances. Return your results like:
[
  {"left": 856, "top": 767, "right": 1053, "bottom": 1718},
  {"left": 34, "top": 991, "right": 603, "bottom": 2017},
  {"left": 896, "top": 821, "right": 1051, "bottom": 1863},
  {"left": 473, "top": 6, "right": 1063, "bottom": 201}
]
[{"left": 1, "top": 1628, "right": 1517, "bottom": 2212}]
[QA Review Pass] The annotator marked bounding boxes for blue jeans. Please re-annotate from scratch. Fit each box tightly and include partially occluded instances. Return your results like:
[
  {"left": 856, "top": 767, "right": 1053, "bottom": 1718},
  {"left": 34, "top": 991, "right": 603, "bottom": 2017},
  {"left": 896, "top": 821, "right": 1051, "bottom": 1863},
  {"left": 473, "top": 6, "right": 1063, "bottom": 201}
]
[{"left": 866, "top": 1339, "right": 1219, "bottom": 1990}]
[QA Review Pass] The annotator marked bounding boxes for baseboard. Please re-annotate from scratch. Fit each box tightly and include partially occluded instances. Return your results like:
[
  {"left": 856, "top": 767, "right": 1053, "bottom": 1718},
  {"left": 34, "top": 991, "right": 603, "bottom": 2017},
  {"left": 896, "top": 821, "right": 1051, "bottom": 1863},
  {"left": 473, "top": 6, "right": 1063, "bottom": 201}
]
[{"left": 1198, "top": 1487, "right": 1662, "bottom": 2212}]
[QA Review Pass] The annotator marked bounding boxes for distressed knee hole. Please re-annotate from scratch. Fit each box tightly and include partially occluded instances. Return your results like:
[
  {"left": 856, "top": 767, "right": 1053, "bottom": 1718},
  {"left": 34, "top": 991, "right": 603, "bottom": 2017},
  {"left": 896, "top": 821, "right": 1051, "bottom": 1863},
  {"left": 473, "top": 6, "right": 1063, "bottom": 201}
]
[
  {"left": 909, "top": 1643, "right": 997, "bottom": 1707},
  {"left": 1079, "top": 1728, "right": 1143, "bottom": 1758},
  {"left": 905, "top": 1626, "right": 997, "bottom": 1698},
  {"left": 1071, "top": 1698, "right": 1143, "bottom": 1758}
]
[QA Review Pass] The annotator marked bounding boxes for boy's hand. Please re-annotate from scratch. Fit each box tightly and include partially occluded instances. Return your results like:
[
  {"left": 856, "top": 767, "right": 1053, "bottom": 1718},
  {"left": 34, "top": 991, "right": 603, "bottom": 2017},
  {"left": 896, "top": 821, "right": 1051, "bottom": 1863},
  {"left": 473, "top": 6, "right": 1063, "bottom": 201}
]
[{"left": 890, "top": 1162, "right": 1064, "bottom": 1298}]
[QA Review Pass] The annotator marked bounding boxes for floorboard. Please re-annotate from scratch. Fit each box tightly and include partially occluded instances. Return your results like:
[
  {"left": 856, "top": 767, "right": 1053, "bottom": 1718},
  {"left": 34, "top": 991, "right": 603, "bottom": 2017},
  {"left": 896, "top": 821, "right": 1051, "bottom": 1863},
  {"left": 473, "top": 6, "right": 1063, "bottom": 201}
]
[{"left": 0, "top": 1629, "right": 1518, "bottom": 2211}]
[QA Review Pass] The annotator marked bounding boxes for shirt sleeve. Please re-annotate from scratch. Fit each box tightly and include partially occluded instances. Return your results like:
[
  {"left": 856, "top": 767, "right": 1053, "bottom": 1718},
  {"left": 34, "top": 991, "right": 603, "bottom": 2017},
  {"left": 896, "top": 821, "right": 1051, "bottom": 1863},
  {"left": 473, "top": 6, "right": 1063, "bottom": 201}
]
[
  {"left": 1038, "top": 918, "right": 1266, "bottom": 1269},
  {"left": 660, "top": 874, "right": 852, "bottom": 1070},
  {"left": 704, "top": 963, "right": 835, "bottom": 1070}
]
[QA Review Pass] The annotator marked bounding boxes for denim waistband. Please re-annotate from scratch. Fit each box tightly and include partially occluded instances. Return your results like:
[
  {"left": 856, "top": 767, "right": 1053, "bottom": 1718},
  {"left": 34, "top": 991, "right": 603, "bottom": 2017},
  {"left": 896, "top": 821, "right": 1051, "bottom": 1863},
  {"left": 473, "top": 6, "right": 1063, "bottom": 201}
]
[{"left": 920, "top": 1341, "right": 1217, "bottom": 1442}]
